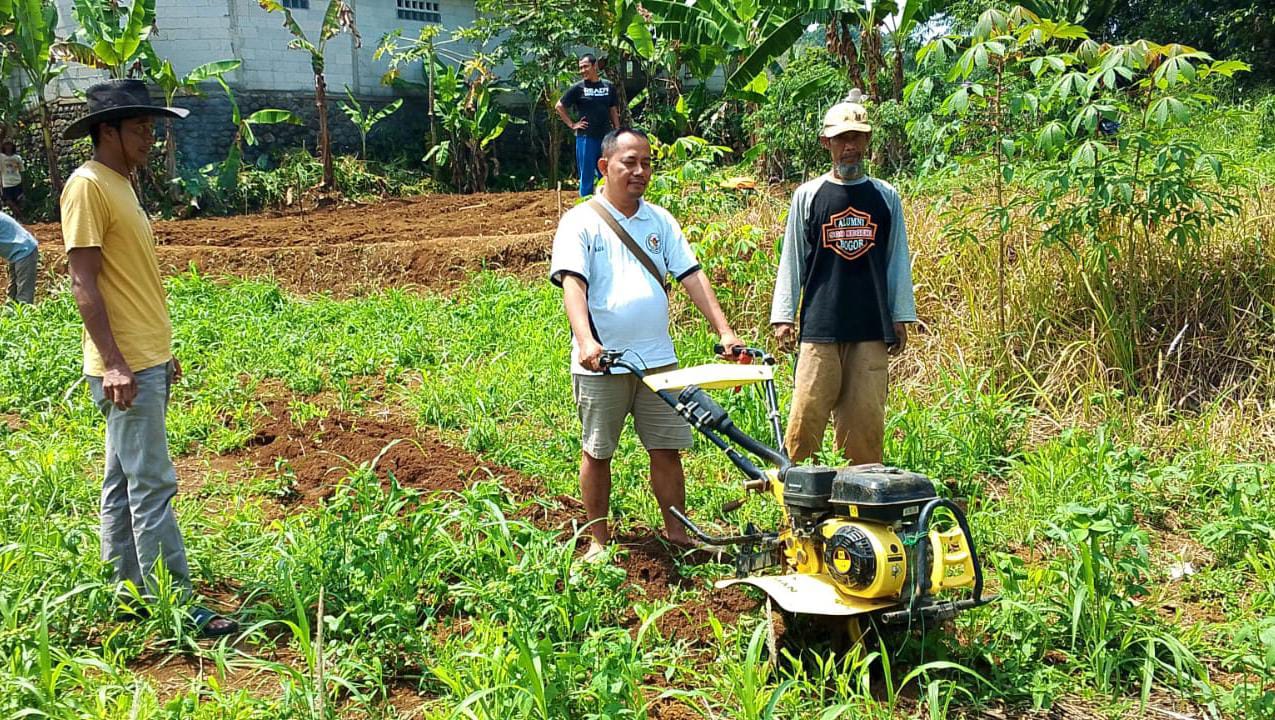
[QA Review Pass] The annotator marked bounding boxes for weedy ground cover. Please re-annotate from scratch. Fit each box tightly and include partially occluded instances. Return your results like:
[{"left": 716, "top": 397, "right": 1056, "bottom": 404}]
[
  {"left": 0, "top": 248, "right": 1270, "bottom": 717},
  {"left": 0, "top": 104, "right": 1270, "bottom": 719}
]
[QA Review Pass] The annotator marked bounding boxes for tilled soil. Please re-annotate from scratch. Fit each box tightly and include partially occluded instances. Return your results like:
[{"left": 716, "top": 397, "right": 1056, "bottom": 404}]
[
  {"left": 227, "top": 396, "right": 758, "bottom": 646},
  {"left": 24, "top": 190, "right": 569, "bottom": 295}
]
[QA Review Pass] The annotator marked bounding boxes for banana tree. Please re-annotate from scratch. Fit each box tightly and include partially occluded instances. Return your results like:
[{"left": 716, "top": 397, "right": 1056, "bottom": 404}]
[
  {"left": 52, "top": 0, "right": 154, "bottom": 78},
  {"left": 259, "top": 0, "right": 360, "bottom": 191},
  {"left": 880, "top": 0, "right": 935, "bottom": 100},
  {"left": 423, "top": 57, "right": 519, "bottom": 193},
  {"left": 841, "top": 0, "right": 889, "bottom": 100},
  {"left": 146, "top": 56, "right": 242, "bottom": 190},
  {"left": 644, "top": 0, "right": 813, "bottom": 102},
  {"left": 594, "top": 0, "right": 655, "bottom": 122},
  {"left": 211, "top": 73, "right": 300, "bottom": 195},
  {"left": 339, "top": 87, "right": 401, "bottom": 160},
  {"left": 0, "top": 2, "right": 25, "bottom": 136},
  {"left": 8, "top": 0, "right": 65, "bottom": 191}
]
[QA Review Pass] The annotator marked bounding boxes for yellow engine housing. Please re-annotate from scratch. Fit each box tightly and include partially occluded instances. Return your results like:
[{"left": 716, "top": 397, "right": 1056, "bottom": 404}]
[{"left": 782, "top": 520, "right": 907, "bottom": 601}]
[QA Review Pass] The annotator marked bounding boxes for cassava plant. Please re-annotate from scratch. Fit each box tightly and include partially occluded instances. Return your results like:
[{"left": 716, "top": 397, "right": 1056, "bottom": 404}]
[
  {"left": 919, "top": 6, "right": 1249, "bottom": 389},
  {"left": 378, "top": 27, "right": 519, "bottom": 193}
]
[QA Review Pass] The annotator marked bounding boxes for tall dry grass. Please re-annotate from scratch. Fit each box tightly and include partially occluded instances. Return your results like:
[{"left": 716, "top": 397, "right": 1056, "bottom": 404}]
[
  {"left": 906, "top": 185, "right": 1273, "bottom": 456},
  {"left": 691, "top": 180, "right": 1273, "bottom": 458}
]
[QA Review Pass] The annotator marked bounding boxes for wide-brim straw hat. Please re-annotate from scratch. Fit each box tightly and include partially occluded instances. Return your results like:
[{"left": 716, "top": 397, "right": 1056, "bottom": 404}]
[{"left": 63, "top": 79, "right": 189, "bottom": 140}]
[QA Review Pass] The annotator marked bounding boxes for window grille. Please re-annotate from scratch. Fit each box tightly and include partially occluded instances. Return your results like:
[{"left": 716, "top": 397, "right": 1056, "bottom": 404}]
[
  {"left": 396, "top": 0, "right": 440, "bottom": 23},
  {"left": 281, "top": 0, "right": 308, "bottom": 9}
]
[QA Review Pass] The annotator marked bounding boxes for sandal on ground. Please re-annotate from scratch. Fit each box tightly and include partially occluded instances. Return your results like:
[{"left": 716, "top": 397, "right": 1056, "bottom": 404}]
[
  {"left": 189, "top": 606, "right": 239, "bottom": 638},
  {"left": 582, "top": 540, "right": 609, "bottom": 564}
]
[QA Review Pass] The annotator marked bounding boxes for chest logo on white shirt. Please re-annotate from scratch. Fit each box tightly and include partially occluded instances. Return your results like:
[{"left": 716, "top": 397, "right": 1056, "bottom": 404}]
[
  {"left": 646, "top": 233, "right": 661, "bottom": 253},
  {"left": 821, "top": 206, "right": 877, "bottom": 261}
]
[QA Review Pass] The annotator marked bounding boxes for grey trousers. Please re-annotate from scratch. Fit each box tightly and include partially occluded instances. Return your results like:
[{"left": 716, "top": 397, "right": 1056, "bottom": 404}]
[
  {"left": 6, "top": 250, "right": 37, "bottom": 304},
  {"left": 87, "top": 360, "right": 191, "bottom": 596}
]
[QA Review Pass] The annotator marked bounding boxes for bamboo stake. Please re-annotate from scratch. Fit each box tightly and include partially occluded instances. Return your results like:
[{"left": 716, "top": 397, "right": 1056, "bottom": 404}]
[{"left": 315, "top": 586, "right": 325, "bottom": 720}]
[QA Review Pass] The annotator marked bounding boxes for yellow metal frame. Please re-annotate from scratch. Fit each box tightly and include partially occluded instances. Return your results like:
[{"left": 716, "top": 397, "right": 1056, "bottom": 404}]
[
  {"left": 928, "top": 525, "right": 976, "bottom": 591},
  {"left": 643, "top": 363, "right": 774, "bottom": 392}
]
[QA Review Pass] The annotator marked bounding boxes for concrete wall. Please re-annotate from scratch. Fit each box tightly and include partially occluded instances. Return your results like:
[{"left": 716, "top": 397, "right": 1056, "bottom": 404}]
[
  {"left": 35, "top": 0, "right": 478, "bottom": 167},
  {"left": 47, "top": 0, "right": 478, "bottom": 97},
  {"left": 173, "top": 89, "right": 431, "bottom": 169}
]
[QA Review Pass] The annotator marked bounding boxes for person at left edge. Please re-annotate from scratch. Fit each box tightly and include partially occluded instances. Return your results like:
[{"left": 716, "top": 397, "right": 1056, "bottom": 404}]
[{"left": 60, "top": 79, "right": 237, "bottom": 637}]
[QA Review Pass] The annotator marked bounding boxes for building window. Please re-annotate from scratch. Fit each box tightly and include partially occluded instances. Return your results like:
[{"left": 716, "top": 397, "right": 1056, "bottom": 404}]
[
  {"left": 396, "top": 0, "right": 440, "bottom": 23},
  {"left": 282, "top": 0, "right": 308, "bottom": 8}
]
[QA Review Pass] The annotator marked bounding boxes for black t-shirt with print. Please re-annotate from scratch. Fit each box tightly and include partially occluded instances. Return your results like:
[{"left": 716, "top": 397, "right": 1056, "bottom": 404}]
[
  {"left": 561, "top": 79, "right": 618, "bottom": 139},
  {"left": 798, "top": 180, "right": 896, "bottom": 343}
]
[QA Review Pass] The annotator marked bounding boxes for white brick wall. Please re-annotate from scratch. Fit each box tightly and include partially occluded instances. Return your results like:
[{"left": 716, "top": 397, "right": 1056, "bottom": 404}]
[{"left": 44, "top": 0, "right": 480, "bottom": 100}]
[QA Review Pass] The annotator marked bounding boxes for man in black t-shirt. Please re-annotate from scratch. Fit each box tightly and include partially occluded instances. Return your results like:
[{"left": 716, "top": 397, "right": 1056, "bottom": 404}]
[
  {"left": 555, "top": 53, "right": 620, "bottom": 196},
  {"left": 770, "top": 91, "right": 917, "bottom": 463}
]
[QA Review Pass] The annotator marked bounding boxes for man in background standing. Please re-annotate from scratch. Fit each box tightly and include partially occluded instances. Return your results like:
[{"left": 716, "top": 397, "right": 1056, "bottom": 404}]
[
  {"left": 555, "top": 53, "right": 620, "bottom": 197},
  {"left": 0, "top": 141, "right": 26, "bottom": 218}
]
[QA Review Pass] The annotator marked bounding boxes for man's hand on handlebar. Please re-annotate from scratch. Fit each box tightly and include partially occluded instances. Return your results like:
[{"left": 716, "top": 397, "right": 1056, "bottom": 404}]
[
  {"left": 716, "top": 330, "right": 744, "bottom": 359},
  {"left": 579, "top": 337, "right": 605, "bottom": 372}
]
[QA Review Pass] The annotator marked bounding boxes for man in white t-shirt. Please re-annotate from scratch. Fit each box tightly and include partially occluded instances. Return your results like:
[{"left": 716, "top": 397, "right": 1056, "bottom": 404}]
[
  {"left": 550, "top": 127, "right": 741, "bottom": 561},
  {"left": 0, "top": 141, "right": 25, "bottom": 217}
]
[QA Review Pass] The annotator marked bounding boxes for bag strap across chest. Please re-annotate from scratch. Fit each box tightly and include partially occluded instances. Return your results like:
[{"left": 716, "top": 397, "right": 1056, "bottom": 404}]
[{"left": 587, "top": 198, "right": 669, "bottom": 295}]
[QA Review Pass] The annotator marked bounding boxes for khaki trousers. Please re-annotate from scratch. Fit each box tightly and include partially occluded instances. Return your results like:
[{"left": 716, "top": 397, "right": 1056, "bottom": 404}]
[{"left": 785, "top": 341, "right": 888, "bottom": 464}]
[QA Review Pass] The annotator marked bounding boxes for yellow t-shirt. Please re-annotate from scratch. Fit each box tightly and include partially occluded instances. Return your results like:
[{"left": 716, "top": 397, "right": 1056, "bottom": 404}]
[{"left": 61, "top": 161, "right": 172, "bottom": 376}]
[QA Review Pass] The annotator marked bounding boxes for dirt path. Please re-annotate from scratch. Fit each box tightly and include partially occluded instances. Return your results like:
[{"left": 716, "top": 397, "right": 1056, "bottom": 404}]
[{"left": 25, "top": 190, "right": 570, "bottom": 295}]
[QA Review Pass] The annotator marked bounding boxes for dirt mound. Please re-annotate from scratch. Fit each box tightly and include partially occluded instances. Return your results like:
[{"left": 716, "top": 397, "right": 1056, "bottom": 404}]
[
  {"left": 611, "top": 532, "right": 761, "bottom": 646},
  {"left": 245, "top": 399, "right": 539, "bottom": 505},
  {"left": 28, "top": 190, "right": 569, "bottom": 295}
]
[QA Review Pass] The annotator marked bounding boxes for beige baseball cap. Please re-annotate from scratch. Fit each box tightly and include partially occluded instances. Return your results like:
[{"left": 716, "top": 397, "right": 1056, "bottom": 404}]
[{"left": 821, "top": 89, "right": 872, "bottom": 137}]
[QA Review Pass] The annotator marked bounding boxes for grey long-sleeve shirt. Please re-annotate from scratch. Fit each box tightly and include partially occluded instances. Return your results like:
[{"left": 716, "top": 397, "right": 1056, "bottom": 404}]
[{"left": 770, "top": 173, "right": 916, "bottom": 342}]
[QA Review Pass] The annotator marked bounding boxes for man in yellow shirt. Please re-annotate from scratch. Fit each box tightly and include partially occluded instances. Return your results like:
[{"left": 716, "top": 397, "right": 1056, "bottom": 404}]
[{"left": 61, "top": 80, "right": 235, "bottom": 637}]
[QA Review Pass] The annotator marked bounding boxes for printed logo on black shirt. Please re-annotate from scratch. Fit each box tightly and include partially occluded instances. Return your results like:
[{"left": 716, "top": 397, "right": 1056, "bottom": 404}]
[{"left": 821, "top": 205, "right": 877, "bottom": 261}]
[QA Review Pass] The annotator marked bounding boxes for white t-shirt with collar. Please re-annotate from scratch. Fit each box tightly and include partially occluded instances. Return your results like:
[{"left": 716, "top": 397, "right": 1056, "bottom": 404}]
[{"left": 550, "top": 195, "right": 701, "bottom": 375}]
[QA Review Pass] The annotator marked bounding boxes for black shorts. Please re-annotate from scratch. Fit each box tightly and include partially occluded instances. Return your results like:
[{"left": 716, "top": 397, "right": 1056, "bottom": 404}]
[{"left": 1, "top": 185, "right": 22, "bottom": 203}]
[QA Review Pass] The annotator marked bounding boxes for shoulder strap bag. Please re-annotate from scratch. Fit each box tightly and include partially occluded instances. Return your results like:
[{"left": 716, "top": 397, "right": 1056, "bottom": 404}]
[{"left": 587, "top": 198, "right": 669, "bottom": 295}]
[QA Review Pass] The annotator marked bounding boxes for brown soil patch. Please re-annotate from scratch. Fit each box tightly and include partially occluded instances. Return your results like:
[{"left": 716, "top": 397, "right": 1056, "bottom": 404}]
[
  {"left": 646, "top": 696, "right": 704, "bottom": 720},
  {"left": 131, "top": 647, "right": 296, "bottom": 703},
  {"left": 610, "top": 531, "right": 761, "bottom": 646},
  {"left": 245, "top": 399, "right": 538, "bottom": 505},
  {"left": 241, "top": 397, "right": 758, "bottom": 645},
  {"left": 28, "top": 190, "right": 569, "bottom": 295},
  {"left": 219, "top": 395, "right": 761, "bottom": 649}
]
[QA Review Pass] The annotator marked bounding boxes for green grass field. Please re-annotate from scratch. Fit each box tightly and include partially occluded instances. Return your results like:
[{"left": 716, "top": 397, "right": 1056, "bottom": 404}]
[{"left": 2, "top": 246, "right": 1271, "bottom": 717}]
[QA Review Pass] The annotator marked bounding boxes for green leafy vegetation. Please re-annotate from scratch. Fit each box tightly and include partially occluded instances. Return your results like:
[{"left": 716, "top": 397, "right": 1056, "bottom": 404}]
[{"left": 0, "top": 1, "right": 1271, "bottom": 716}]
